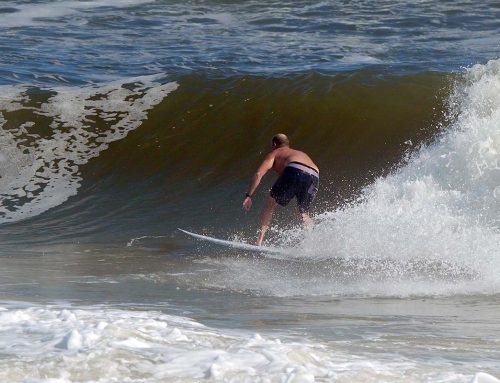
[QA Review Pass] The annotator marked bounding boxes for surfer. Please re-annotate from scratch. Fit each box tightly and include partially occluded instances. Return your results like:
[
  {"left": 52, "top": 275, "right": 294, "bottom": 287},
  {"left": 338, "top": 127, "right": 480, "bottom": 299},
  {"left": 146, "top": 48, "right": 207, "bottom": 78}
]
[{"left": 243, "top": 133, "right": 319, "bottom": 246}]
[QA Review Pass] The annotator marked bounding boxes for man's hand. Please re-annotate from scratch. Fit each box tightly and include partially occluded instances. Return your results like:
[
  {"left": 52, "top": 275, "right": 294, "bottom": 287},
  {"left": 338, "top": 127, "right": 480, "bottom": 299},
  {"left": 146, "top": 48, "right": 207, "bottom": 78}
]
[
  {"left": 243, "top": 153, "right": 274, "bottom": 212},
  {"left": 243, "top": 196, "right": 252, "bottom": 211}
]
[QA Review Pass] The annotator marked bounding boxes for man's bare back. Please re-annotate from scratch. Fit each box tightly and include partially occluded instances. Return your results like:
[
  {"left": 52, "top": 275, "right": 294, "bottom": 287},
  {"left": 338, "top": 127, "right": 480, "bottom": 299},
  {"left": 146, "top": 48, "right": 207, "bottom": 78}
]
[{"left": 270, "top": 147, "right": 319, "bottom": 175}]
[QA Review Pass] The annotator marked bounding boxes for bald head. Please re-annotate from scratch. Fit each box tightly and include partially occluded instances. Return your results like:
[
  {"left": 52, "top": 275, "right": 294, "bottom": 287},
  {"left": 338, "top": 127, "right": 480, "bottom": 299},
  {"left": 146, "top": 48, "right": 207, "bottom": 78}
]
[{"left": 271, "top": 133, "right": 289, "bottom": 149}]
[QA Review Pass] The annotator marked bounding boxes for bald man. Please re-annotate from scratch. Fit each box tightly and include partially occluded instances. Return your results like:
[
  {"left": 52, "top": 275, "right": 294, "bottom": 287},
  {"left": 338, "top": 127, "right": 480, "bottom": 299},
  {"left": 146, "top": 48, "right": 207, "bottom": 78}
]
[{"left": 243, "top": 134, "right": 319, "bottom": 246}]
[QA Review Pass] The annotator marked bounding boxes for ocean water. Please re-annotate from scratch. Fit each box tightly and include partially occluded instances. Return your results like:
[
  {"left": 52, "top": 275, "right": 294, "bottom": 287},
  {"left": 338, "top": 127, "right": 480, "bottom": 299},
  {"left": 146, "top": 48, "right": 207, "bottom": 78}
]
[{"left": 0, "top": 1, "right": 500, "bottom": 382}]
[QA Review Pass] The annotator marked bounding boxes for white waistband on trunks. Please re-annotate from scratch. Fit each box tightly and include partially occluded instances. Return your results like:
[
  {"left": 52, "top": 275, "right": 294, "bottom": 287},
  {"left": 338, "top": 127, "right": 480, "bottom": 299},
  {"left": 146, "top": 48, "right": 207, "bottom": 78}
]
[{"left": 287, "top": 162, "right": 319, "bottom": 177}]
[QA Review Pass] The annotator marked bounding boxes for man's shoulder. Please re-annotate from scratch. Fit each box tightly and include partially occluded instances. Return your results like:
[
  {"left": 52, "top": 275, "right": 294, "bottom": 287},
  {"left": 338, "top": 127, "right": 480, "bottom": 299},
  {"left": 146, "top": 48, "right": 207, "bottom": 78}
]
[{"left": 264, "top": 150, "right": 277, "bottom": 160}]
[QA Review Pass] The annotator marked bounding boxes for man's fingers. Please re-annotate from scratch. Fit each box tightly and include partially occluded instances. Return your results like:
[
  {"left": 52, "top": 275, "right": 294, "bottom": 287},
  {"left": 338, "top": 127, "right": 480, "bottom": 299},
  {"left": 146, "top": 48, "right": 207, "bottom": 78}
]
[{"left": 242, "top": 198, "right": 252, "bottom": 211}]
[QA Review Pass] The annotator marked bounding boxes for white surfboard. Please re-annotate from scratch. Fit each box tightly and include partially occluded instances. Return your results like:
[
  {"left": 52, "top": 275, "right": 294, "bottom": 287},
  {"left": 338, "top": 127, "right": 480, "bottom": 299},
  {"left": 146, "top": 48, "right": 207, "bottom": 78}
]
[{"left": 177, "top": 228, "right": 288, "bottom": 256}]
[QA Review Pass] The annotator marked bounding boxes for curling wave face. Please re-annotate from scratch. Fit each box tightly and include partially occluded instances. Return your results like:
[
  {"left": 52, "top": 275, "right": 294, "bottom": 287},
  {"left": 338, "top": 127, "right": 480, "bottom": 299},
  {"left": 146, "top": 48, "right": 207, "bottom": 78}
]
[{"left": 0, "top": 70, "right": 448, "bottom": 243}]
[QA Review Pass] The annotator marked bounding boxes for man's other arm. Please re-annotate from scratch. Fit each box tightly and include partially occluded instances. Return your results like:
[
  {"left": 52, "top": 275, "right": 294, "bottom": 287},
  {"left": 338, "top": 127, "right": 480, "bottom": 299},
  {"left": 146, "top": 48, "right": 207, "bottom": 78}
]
[{"left": 242, "top": 153, "right": 275, "bottom": 211}]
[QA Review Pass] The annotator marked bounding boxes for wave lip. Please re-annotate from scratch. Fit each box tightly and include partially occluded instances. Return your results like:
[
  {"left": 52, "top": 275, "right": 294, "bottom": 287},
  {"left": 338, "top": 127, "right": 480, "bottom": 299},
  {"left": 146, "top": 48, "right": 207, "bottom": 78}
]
[{"left": 0, "top": 74, "right": 178, "bottom": 224}]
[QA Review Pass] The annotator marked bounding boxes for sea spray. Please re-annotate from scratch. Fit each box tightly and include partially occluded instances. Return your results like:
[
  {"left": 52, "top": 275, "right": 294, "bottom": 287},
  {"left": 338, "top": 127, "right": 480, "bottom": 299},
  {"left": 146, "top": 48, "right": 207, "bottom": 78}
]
[{"left": 297, "top": 59, "right": 500, "bottom": 295}]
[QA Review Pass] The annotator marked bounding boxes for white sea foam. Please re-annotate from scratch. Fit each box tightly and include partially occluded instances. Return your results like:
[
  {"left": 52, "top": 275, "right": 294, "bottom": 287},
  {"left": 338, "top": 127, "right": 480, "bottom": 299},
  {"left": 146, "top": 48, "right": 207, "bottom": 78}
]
[
  {"left": 0, "top": 0, "right": 154, "bottom": 28},
  {"left": 473, "top": 373, "right": 500, "bottom": 383},
  {"left": 0, "top": 75, "right": 178, "bottom": 223},
  {"left": 339, "top": 54, "right": 383, "bottom": 65},
  {"left": 0, "top": 303, "right": 491, "bottom": 382}
]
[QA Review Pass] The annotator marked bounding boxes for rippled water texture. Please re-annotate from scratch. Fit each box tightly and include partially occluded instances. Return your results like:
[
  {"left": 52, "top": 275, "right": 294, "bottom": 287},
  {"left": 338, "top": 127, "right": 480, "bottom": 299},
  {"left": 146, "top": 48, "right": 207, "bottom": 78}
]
[{"left": 0, "top": 0, "right": 500, "bottom": 84}]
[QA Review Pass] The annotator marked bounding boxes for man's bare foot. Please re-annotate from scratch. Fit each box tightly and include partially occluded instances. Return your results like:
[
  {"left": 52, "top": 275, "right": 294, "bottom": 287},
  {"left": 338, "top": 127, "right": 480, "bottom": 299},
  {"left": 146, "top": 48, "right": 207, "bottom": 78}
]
[{"left": 300, "top": 212, "right": 314, "bottom": 229}]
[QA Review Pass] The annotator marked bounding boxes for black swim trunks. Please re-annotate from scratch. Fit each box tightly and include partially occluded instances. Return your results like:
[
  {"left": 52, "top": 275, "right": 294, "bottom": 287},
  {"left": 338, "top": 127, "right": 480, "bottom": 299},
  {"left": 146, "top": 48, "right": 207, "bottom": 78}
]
[{"left": 270, "top": 162, "right": 319, "bottom": 213}]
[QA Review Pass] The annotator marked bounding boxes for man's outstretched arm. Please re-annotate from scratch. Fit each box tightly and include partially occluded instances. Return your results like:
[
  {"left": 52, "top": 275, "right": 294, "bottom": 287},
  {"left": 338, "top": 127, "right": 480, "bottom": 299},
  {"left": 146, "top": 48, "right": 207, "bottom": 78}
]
[{"left": 242, "top": 153, "right": 274, "bottom": 211}]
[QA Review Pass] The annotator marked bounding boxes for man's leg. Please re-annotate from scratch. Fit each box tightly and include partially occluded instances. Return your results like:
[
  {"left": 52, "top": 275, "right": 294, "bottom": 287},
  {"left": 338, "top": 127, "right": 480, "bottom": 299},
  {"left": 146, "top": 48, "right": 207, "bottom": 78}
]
[
  {"left": 256, "top": 195, "right": 278, "bottom": 246},
  {"left": 297, "top": 175, "right": 318, "bottom": 230}
]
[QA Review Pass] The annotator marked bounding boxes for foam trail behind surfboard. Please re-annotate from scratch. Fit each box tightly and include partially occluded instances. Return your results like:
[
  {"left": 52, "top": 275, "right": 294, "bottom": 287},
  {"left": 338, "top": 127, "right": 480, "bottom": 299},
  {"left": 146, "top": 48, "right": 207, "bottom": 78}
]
[{"left": 177, "top": 228, "right": 288, "bottom": 256}]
